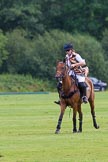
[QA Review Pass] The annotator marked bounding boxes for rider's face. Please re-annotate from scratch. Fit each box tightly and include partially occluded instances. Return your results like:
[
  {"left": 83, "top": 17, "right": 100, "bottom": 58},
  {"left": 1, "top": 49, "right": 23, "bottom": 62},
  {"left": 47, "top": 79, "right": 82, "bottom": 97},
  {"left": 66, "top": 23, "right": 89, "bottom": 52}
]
[{"left": 66, "top": 49, "right": 72, "bottom": 55}]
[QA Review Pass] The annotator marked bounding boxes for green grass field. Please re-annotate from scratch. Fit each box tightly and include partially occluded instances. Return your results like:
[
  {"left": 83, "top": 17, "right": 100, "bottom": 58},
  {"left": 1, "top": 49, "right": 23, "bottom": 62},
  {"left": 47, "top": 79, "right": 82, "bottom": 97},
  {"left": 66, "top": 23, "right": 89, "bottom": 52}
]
[{"left": 0, "top": 92, "right": 108, "bottom": 162}]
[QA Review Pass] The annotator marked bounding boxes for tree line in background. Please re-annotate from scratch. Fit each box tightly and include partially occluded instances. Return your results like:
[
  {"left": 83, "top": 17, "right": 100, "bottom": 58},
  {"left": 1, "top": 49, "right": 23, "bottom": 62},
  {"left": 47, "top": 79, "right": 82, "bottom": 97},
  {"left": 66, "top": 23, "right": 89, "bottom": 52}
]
[{"left": 0, "top": 0, "right": 108, "bottom": 86}]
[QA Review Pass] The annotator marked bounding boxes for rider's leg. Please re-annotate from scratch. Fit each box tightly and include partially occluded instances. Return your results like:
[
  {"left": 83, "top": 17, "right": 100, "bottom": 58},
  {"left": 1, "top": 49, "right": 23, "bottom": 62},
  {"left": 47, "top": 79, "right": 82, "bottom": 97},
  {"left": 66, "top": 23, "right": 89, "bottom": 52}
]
[
  {"left": 77, "top": 75, "right": 88, "bottom": 104},
  {"left": 54, "top": 81, "right": 62, "bottom": 105},
  {"left": 83, "top": 67, "right": 89, "bottom": 77},
  {"left": 78, "top": 82, "right": 88, "bottom": 103}
]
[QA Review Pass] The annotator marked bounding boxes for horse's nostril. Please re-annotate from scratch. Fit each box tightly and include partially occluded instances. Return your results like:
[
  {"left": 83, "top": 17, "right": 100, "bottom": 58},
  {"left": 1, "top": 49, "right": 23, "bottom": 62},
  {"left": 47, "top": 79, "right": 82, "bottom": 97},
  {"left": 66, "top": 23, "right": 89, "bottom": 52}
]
[
  {"left": 55, "top": 76, "right": 58, "bottom": 80},
  {"left": 55, "top": 73, "right": 59, "bottom": 77}
]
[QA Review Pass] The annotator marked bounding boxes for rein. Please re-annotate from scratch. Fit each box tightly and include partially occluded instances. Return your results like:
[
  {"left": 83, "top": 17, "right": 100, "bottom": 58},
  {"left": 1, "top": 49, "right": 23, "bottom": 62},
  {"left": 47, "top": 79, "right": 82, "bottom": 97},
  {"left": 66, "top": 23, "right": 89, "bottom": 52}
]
[{"left": 61, "top": 71, "right": 79, "bottom": 99}]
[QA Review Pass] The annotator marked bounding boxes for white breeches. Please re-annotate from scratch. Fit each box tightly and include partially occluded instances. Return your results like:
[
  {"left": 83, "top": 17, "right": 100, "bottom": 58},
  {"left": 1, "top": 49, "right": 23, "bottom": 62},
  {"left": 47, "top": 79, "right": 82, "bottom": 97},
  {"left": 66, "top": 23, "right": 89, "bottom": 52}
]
[
  {"left": 68, "top": 70, "right": 85, "bottom": 82},
  {"left": 76, "top": 75, "right": 85, "bottom": 82}
]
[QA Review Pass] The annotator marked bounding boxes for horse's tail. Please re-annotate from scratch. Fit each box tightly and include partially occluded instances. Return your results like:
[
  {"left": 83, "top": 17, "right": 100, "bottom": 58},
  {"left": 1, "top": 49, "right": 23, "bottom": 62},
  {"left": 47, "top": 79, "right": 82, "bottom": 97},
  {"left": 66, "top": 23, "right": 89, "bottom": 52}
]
[
  {"left": 86, "top": 77, "right": 95, "bottom": 100},
  {"left": 90, "top": 79, "right": 95, "bottom": 99}
]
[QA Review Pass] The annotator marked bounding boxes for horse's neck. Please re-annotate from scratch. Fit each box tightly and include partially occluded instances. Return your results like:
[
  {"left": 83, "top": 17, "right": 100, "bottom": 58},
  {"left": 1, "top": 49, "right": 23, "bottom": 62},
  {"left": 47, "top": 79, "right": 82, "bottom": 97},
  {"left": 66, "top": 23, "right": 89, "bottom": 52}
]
[{"left": 62, "top": 76, "right": 74, "bottom": 92}]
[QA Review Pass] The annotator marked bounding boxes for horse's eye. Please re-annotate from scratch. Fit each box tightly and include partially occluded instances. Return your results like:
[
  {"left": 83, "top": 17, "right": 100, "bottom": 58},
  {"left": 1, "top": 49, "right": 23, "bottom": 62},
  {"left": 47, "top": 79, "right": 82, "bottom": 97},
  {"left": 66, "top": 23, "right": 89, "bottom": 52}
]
[{"left": 62, "top": 67, "right": 65, "bottom": 70}]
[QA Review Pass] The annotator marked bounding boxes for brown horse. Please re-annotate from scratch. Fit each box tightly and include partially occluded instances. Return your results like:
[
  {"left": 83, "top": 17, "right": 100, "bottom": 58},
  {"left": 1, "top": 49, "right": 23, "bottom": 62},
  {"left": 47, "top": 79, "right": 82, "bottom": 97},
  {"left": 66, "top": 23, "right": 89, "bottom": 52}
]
[{"left": 55, "top": 61, "right": 99, "bottom": 134}]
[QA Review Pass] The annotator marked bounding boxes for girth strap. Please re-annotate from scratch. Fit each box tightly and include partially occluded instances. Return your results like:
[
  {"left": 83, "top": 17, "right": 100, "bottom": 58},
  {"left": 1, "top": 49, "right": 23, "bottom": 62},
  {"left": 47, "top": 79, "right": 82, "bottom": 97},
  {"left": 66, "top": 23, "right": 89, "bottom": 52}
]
[{"left": 61, "top": 90, "right": 79, "bottom": 99}]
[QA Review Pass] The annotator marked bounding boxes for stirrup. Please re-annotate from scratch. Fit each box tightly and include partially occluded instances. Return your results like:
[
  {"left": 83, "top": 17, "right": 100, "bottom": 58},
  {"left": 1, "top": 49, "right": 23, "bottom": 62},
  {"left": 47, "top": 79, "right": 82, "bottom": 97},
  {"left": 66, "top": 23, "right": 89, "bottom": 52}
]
[
  {"left": 54, "top": 100, "right": 60, "bottom": 105},
  {"left": 82, "top": 96, "right": 88, "bottom": 104}
]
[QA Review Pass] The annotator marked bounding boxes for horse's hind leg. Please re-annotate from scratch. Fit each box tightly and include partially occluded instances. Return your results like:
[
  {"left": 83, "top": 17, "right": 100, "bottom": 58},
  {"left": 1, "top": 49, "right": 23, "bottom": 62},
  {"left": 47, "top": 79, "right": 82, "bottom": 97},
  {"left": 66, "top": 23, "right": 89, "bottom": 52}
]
[
  {"left": 55, "top": 106, "right": 65, "bottom": 134},
  {"left": 89, "top": 99, "right": 99, "bottom": 129}
]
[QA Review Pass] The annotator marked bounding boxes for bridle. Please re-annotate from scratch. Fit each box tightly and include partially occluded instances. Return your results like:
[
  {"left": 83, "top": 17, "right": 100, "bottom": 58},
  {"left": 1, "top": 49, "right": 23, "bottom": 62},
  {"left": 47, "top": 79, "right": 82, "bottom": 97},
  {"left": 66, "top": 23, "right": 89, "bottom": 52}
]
[
  {"left": 55, "top": 62, "right": 79, "bottom": 99},
  {"left": 55, "top": 62, "right": 68, "bottom": 80}
]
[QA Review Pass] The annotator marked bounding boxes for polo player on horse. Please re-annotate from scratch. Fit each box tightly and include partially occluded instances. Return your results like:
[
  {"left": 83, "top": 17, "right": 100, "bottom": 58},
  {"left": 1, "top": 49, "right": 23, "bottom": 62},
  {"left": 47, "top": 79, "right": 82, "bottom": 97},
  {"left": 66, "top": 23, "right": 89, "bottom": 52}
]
[{"left": 55, "top": 43, "right": 89, "bottom": 104}]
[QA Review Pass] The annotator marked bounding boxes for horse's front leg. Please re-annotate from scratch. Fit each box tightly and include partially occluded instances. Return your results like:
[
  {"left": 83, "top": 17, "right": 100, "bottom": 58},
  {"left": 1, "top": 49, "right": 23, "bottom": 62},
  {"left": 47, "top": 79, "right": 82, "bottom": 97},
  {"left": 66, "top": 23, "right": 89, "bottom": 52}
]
[
  {"left": 55, "top": 105, "right": 66, "bottom": 134},
  {"left": 77, "top": 105, "right": 83, "bottom": 132},
  {"left": 72, "top": 108, "right": 77, "bottom": 133}
]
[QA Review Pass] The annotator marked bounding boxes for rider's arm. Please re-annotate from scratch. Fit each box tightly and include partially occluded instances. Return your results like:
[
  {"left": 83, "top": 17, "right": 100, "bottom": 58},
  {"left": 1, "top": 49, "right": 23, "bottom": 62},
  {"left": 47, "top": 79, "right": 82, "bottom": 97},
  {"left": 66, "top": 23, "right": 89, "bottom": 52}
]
[{"left": 71, "top": 54, "right": 86, "bottom": 68}]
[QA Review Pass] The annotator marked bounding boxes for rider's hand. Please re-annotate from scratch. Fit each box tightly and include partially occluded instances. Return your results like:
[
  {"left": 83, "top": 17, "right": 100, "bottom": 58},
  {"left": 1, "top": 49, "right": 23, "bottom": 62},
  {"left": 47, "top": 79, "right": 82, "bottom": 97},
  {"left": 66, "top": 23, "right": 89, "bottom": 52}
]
[{"left": 71, "top": 64, "right": 76, "bottom": 69}]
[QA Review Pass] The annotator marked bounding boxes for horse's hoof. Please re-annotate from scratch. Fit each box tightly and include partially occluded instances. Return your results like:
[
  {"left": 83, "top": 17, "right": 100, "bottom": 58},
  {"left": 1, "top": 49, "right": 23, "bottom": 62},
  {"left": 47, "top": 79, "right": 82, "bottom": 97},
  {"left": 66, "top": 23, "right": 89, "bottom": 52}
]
[
  {"left": 73, "top": 130, "right": 77, "bottom": 133},
  {"left": 78, "top": 130, "right": 82, "bottom": 133},
  {"left": 55, "top": 130, "right": 60, "bottom": 134},
  {"left": 95, "top": 125, "right": 99, "bottom": 129},
  {"left": 94, "top": 124, "right": 100, "bottom": 129}
]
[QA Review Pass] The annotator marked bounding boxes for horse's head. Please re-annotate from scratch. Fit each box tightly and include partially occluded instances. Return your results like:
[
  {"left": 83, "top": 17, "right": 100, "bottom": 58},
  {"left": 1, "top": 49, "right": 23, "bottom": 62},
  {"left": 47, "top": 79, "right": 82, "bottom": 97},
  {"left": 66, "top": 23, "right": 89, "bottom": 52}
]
[{"left": 55, "top": 61, "right": 67, "bottom": 81}]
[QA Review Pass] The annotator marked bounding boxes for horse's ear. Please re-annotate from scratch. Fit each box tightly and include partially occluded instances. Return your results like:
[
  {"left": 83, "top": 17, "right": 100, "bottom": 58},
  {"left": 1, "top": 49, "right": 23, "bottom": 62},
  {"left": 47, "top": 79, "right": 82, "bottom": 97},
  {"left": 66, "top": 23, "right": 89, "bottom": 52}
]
[
  {"left": 63, "top": 58, "right": 66, "bottom": 63},
  {"left": 56, "top": 60, "right": 60, "bottom": 64}
]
